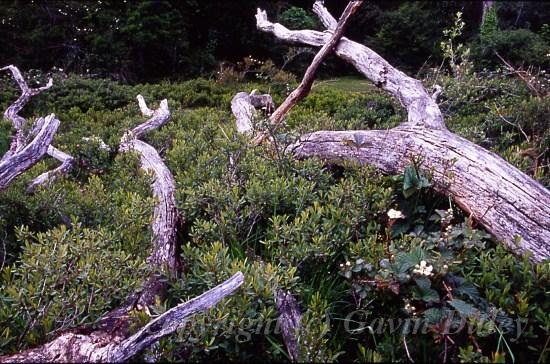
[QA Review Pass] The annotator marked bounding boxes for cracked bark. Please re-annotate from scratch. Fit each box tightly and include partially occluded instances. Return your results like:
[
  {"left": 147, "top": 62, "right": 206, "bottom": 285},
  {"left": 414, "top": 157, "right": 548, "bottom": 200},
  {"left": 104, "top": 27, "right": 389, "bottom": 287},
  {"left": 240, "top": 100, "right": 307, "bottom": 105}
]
[
  {"left": 0, "top": 65, "right": 62, "bottom": 190},
  {"left": 0, "top": 65, "right": 75, "bottom": 192},
  {"left": 244, "top": 1, "right": 550, "bottom": 262},
  {"left": 275, "top": 290, "right": 302, "bottom": 362}
]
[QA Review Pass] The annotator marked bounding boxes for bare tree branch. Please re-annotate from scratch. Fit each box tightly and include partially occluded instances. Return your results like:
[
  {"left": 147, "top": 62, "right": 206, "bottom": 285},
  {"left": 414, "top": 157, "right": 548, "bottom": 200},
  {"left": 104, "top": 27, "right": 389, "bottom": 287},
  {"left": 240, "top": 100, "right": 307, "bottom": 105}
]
[
  {"left": 0, "top": 65, "right": 63, "bottom": 190},
  {"left": 231, "top": 90, "right": 275, "bottom": 134},
  {"left": 0, "top": 94, "right": 239, "bottom": 362},
  {"left": 26, "top": 146, "right": 75, "bottom": 193},
  {"left": 253, "top": 0, "right": 364, "bottom": 145},
  {"left": 0, "top": 65, "right": 77, "bottom": 192},
  {"left": 120, "top": 95, "right": 179, "bottom": 272},
  {"left": 255, "top": 6, "right": 446, "bottom": 130},
  {"left": 0, "top": 114, "right": 60, "bottom": 190}
]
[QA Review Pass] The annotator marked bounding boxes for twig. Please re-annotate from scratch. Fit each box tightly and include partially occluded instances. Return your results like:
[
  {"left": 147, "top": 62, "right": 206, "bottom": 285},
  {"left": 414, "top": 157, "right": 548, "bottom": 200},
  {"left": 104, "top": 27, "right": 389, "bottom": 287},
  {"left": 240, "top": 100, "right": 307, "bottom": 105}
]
[
  {"left": 403, "top": 335, "right": 414, "bottom": 363},
  {"left": 493, "top": 102, "right": 530, "bottom": 143},
  {"left": 495, "top": 52, "right": 545, "bottom": 98}
]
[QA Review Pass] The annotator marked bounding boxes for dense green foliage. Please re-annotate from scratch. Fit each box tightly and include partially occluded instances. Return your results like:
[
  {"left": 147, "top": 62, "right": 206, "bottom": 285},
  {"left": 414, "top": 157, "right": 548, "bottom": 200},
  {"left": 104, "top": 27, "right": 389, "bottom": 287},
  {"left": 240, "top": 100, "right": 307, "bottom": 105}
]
[{"left": 0, "top": 62, "right": 549, "bottom": 362}]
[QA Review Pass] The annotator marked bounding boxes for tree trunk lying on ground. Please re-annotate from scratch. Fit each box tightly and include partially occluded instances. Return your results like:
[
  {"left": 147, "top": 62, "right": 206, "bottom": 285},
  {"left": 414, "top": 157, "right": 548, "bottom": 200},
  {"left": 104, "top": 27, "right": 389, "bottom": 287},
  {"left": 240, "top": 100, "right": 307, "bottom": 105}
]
[
  {"left": 0, "top": 91, "right": 244, "bottom": 362},
  {"left": 234, "top": 2, "right": 550, "bottom": 263}
]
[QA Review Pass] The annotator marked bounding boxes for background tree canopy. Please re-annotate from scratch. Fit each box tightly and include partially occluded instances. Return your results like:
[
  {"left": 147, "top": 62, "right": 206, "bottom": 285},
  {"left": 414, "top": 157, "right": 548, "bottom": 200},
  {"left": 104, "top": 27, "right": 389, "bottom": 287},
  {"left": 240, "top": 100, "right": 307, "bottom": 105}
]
[{"left": 1, "top": 0, "right": 549, "bottom": 82}]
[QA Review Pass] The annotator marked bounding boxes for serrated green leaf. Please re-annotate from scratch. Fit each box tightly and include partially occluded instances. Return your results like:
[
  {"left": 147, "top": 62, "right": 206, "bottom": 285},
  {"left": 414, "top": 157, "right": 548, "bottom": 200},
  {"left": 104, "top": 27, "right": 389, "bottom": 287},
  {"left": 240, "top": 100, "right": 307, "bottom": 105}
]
[
  {"left": 415, "top": 276, "right": 431, "bottom": 291},
  {"left": 421, "top": 288, "right": 440, "bottom": 303},
  {"left": 454, "top": 282, "right": 481, "bottom": 302},
  {"left": 423, "top": 308, "right": 443, "bottom": 324}
]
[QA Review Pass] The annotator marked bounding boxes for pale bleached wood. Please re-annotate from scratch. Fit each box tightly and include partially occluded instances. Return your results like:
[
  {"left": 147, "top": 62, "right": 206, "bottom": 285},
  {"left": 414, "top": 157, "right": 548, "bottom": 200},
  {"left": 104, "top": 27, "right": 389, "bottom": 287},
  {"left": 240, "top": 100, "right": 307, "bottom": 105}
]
[
  {"left": 129, "top": 97, "right": 170, "bottom": 139},
  {"left": 312, "top": 1, "right": 337, "bottom": 30},
  {"left": 120, "top": 95, "right": 179, "bottom": 271},
  {"left": 289, "top": 127, "right": 550, "bottom": 262},
  {"left": 0, "top": 272, "right": 245, "bottom": 363},
  {"left": 231, "top": 90, "right": 275, "bottom": 134},
  {"left": 255, "top": 7, "right": 445, "bottom": 130},
  {"left": 26, "top": 146, "right": 75, "bottom": 193},
  {"left": 253, "top": 1, "right": 363, "bottom": 145},
  {"left": 0, "top": 95, "right": 245, "bottom": 363},
  {"left": 0, "top": 65, "right": 77, "bottom": 192},
  {"left": 0, "top": 65, "right": 53, "bottom": 151},
  {"left": 0, "top": 114, "right": 60, "bottom": 190},
  {"left": 0, "top": 66, "right": 65, "bottom": 190}
]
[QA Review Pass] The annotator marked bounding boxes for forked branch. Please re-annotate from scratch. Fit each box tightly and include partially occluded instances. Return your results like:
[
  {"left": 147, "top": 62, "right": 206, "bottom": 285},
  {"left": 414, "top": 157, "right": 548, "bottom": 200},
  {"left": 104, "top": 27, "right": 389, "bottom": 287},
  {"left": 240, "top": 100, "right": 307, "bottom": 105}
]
[{"left": 253, "top": 0, "right": 363, "bottom": 145}]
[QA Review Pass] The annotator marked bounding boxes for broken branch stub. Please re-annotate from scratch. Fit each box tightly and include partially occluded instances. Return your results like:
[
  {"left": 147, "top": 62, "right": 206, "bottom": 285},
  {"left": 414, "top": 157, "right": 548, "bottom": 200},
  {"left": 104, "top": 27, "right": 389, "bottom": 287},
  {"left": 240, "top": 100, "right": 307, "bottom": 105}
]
[
  {"left": 231, "top": 90, "right": 275, "bottom": 134},
  {"left": 0, "top": 95, "right": 245, "bottom": 362},
  {"left": 0, "top": 66, "right": 66, "bottom": 190},
  {"left": 256, "top": 4, "right": 445, "bottom": 130},
  {"left": 0, "top": 65, "right": 76, "bottom": 192},
  {"left": 275, "top": 290, "right": 302, "bottom": 362},
  {"left": 26, "top": 146, "right": 75, "bottom": 193}
]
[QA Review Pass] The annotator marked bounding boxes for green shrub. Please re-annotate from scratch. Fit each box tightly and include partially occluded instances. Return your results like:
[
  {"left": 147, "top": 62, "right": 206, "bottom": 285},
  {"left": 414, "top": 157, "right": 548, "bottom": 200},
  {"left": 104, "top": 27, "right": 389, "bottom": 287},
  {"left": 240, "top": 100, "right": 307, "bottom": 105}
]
[
  {"left": 279, "top": 7, "right": 320, "bottom": 31},
  {"left": 0, "top": 222, "right": 150, "bottom": 352},
  {"left": 480, "top": 4, "right": 499, "bottom": 42}
]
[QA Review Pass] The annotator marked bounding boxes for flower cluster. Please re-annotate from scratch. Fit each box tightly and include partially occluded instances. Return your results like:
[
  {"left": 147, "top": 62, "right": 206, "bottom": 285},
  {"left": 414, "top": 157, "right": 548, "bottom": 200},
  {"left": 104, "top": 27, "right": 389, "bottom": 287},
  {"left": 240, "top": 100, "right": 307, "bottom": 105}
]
[
  {"left": 413, "top": 260, "right": 434, "bottom": 276},
  {"left": 387, "top": 209, "right": 405, "bottom": 220}
]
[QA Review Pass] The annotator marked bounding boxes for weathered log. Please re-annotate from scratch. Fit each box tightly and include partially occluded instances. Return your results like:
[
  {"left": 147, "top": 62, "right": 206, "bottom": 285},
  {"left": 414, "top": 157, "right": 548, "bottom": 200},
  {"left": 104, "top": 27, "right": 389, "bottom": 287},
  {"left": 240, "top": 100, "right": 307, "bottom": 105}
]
[
  {"left": 256, "top": 4, "right": 445, "bottom": 130},
  {"left": 275, "top": 290, "right": 302, "bottom": 362},
  {"left": 0, "top": 114, "right": 60, "bottom": 190},
  {"left": 253, "top": 0, "right": 363, "bottom": 145},
  {"left": 0, "top": 272, "right": 244, "bottom": 363},
  {"left": 1, "top": 95, "right": 245, "bottom": 362},
  {"left": 120, "top": 95, "right": 179, "bottom": 272},
  {"left": 0, "top": 65, "right": 76, "bottom": 192},
  {"left": 250, "top": 3, "right": 550, "bottom": 262},
  {"left": 0, "top": 66, "right": 63, "bottom": 190}
]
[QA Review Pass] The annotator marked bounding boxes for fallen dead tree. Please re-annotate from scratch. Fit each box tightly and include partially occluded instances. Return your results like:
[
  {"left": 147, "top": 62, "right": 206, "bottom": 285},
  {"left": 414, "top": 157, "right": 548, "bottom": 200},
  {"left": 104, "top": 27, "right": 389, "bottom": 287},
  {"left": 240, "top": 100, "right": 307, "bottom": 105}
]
[
  {"left": 0, "top": 66, "right": 63, "bottom": 190},
  {"left": 231, "top": 1, "right": 550, "bottom": 263},
  {"left": 0, "top": 91, "right": 244, "bottom": 362},
  {"left": 0, "top": 65, "right": 76, "bottom": 193}
]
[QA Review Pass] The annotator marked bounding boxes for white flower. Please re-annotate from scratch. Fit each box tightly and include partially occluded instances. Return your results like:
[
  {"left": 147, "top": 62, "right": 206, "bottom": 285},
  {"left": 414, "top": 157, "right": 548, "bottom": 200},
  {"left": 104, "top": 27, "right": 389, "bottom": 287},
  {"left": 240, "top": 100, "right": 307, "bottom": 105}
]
[
  {"left": 404, "top": 302, "right": 416, "bottom": 314},
  {"left": 413, "top": 260, "right": 434, "bottom": 276},
  {"left": 387, "top": 209, "right": 405, "bottom": 219}
]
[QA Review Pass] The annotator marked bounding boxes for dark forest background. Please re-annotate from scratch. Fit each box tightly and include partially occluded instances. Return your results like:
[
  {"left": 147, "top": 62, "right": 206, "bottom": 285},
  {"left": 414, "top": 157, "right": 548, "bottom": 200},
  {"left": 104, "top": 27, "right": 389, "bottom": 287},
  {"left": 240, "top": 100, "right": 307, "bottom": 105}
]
[{"left": 1, "top": 1, "right": 549, "bottom": 83}]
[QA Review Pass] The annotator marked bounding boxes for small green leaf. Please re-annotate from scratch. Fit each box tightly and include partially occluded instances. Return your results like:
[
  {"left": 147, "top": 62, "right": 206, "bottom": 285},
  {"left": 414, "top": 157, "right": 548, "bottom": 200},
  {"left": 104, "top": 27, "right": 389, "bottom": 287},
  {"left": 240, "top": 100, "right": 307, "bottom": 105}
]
[
  {"left": 423, "top": 308, "right": 443, "bottom": 324},
  {"left": 415, "top": 276, "right": 431, "bottom": 291},
  {"left": 454, "top": 282, "right": 481, "bottom": 302}
]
